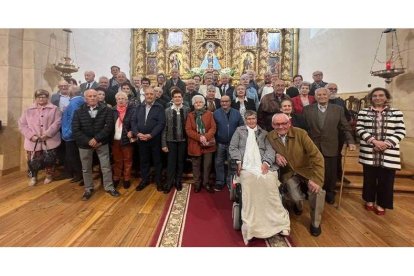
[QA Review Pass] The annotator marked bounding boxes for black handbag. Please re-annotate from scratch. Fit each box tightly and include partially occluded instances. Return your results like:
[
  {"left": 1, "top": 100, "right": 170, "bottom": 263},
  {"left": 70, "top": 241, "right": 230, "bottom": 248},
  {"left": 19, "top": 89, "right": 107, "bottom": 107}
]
[
  {"left": 42, "top": 141, "right": 57, "bottom": 167},
  {"left": 27, "top": 139, "right": 43, "bottom": 173}
]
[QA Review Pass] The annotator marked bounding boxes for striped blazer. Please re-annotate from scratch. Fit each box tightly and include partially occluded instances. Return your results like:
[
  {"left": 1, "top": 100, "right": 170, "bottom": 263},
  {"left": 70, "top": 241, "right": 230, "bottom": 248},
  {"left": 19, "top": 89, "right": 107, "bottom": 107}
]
[{"left": 356, "top": 107, "right": 406, "bottom": 169}]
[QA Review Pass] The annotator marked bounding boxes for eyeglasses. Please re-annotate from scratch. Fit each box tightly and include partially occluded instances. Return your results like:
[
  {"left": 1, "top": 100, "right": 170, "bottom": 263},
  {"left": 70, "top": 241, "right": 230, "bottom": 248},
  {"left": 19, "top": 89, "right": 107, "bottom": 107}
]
[
  {"left": 36, "top": 95, "right": 48, "bottom": 99},
  {"left": 274, "top": 122, "right": 289, "bottom": 127},
  {"left": 328, "top": 88, "right": 338, "bottom": 91},
  {"left": 313, "top": 74, "right": 322, "bottom": 77}
]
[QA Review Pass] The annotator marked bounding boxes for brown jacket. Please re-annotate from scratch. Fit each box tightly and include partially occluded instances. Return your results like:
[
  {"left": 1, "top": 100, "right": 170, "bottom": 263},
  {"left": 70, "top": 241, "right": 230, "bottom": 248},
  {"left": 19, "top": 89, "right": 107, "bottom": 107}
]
[
  {"left": 185, "top": 110, "right": 217, "bottom": 156},
  {"left": 268, "top": 127, "right": 324, "bottom": 186}
]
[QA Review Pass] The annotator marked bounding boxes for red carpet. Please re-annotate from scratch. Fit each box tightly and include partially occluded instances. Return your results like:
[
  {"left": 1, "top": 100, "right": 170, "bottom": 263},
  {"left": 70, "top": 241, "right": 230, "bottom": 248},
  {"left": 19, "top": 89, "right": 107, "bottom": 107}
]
[{"left": 151, "top": 183, "right": 293, "bottom": 247}]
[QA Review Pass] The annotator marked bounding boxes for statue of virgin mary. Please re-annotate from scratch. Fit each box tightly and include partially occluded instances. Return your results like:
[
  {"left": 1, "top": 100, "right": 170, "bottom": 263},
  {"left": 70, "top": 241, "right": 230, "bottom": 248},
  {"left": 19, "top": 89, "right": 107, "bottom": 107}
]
[{"left": 200, "top": 42, "right": 221, "bottom": 70}]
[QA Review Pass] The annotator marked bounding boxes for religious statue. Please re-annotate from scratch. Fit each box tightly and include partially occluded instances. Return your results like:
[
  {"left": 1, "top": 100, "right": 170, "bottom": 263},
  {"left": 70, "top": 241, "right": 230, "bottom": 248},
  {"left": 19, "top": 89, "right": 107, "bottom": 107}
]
[
  {"left": 242, "top": 52, "right": 253, "bottom": 73},
  {"left": 200, "top": 42, "right": 221, "bottom": 70},
  {"left": 170, "top": 53, "right": 181, "bottom": 71}
]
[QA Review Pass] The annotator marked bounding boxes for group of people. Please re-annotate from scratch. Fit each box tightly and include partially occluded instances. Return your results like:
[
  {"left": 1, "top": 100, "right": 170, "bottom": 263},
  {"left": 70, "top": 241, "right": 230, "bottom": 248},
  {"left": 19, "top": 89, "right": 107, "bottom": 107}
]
[{"left": 18, "top": 65, "right": 406, "bottom": 242}]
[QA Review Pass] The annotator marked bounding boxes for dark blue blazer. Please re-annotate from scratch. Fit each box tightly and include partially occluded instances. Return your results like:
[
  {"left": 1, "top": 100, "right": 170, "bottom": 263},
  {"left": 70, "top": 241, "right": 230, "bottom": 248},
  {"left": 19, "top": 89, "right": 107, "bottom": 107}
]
[{"left": 131, "top": 101, "right": 166, "bottom": 138}]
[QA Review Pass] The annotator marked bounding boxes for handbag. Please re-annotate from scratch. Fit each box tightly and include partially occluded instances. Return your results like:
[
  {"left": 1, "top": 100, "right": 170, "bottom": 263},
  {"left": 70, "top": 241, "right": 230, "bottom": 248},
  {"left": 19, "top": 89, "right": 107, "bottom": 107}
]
[
  {"left": 27, "top": 139, "right": 44, "bottom": 173},
  {"left": 43, "top": 141, "right": 57, "bottom": 167}
]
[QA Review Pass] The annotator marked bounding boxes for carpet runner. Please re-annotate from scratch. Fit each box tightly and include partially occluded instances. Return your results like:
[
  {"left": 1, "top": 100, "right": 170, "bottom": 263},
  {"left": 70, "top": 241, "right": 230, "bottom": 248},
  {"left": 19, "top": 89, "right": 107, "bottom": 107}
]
[{"left": 151, "top": 183, "right": 293, "bottom": 247}]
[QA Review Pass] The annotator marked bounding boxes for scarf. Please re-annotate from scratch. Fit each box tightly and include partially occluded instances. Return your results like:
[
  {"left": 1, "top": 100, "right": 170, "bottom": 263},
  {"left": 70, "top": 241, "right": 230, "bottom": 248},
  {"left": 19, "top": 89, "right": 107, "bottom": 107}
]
[
  {"left": 117, "top": 105, "right": 127, "bottom": 127},
  {"left": 242, "top": 126, "right": 262, "bottom": 176},
  {"left": 195, "top": 108, "right": 206, "bottom": 134}
]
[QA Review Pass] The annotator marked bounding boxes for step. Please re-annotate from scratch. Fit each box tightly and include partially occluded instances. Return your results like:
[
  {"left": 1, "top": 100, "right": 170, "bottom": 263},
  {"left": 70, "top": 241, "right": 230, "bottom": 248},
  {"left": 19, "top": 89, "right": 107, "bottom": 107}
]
[
  {"left": 337, "top": 175, "right": 414, "bottom": 193},
  {"left": 343, "top": 157, "right": 414, "bottom": 177}
]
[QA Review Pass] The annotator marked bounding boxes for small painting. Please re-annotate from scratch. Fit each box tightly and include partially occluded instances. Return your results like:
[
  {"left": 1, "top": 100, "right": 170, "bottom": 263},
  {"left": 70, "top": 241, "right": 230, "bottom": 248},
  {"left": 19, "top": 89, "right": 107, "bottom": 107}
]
[
  {"left": 268, "top": 32, "right": 281, "bottom": 52},
  {"left": 167, "top": 31, "right": 183, "bottom": 47},
  {"left": 147, "top": 57, "right": 157, "bottom": 75},
  {"left": 147, "top": 33, "right": 158, "bottom": 52},
  {"left": 241, "top": 31, "right": 258, "bottom": 47}
]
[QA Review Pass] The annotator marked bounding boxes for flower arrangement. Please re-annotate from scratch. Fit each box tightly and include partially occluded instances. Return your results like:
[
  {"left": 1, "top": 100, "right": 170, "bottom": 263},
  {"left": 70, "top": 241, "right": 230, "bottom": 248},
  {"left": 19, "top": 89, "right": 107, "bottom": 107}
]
[
  {"left": 220, "top": 67, "right": 236, "bottom": 77},
  {"left": 189, "top": 67, "right": 236, "bottom": 77}
]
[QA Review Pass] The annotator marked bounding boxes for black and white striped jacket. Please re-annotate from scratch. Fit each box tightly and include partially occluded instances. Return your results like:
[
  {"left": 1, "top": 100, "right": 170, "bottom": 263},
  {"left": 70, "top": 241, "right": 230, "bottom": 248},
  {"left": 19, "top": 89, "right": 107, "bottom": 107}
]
[{"left": 356, "top": 107, "right": 406, "bottom": 169}]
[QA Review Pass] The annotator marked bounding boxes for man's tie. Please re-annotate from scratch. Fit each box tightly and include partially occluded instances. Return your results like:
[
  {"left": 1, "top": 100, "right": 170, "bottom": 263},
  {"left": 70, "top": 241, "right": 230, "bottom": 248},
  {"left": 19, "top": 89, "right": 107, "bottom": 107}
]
[
  {"left": 86, "top": 83, "right": 90, "bottom": 90},
  {"left": 222, "top": 85, "right": 226, "bottom": 95}
]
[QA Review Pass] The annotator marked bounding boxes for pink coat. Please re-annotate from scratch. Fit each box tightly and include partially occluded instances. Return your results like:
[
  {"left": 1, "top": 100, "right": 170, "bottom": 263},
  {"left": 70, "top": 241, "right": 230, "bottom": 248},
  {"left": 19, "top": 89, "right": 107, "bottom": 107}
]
[{"left": 18, "top": 103, "right": 62, "bottom": 151}]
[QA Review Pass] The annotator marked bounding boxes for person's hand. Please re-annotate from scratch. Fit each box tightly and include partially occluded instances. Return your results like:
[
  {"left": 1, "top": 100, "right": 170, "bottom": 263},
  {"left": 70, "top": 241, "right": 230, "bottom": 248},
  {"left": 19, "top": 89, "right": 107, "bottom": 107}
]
[
  {"left": 30, "top": 135, "right": 39, "bottom": 142},
  {"left": 94, "top": 142, "right": 102, "bottom": 148},
  {"left": 39, "top": 135, "right": 49, "bottom": 141},
  {"left": 200, "top": 135, "right": 207, "bottom": 145},
  {"left": 261, "top": 162, "right": 269, "bottom": 175},
  {"left": 127, "top": 131, "right": 133, "bottom": 138},
  {"left": 348, "top": 144, "right": 356, "bottom": 151},
  {"left": 372, "top": 140, "right": 388, "bottom": 151},
  {"left": 307, "top": 180, "right": 320, "bottom": 193},
  {"left": 275, "top": 153, "right": 288, "bottom": 167},
  {"left": 162, "top": 147, "right": 169, "bottom": 153},
  {"left": 236, "top": 162, "right": 242, "bottom": 176},
  {"left": 88, "top": 138, "right": 98, "bottom": 147}
]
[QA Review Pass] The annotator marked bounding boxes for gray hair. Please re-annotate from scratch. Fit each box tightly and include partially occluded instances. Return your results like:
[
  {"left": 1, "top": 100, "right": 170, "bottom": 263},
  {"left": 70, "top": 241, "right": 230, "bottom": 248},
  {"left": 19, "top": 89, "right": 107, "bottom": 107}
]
[
  {"left": 192, "top": 95, "right": 205, "bottom": 105},
  {"left": 299, "top": 81, "right": 311, "bottom": 89},
  {"left": 115, "top": 91, "right": 128, "bottom": 99},
  {"left": 244, "top": 110, "right": 257, "bottom": 119},
  {"left": 315, "top": 87, "right": 329, "bottom": 95},
  {"left": 272, "top": 113, "right": 290, "bottom": 123},
  {"left": 69, "top": 85, "right": 82, "bottom": 96},
  {"left": 207, "top": 85, "right": 216, "bottom": 91}
]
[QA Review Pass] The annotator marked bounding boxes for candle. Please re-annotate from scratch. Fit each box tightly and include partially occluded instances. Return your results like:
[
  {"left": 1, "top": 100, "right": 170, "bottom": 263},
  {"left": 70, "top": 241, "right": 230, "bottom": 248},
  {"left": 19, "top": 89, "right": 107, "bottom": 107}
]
[{"left": 386, "top": 60, "right": 392, "bottom": 70}]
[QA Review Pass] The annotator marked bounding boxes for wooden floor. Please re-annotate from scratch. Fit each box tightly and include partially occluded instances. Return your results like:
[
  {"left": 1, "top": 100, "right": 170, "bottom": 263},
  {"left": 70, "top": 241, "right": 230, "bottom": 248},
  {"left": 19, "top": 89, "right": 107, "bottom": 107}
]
[{"left": 1, "top": 171, "right": 414, "bottom": 247}]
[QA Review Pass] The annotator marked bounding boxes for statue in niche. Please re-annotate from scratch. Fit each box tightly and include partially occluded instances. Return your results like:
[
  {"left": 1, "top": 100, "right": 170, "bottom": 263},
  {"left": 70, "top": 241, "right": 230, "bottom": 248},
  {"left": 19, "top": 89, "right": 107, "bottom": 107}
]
[
  {"left": 242, "top": 52, "right": 253, "bottom": 74},
  {"left": 200, "top": 42, "right": 221, "bottom": 70},
  {"left": 170, "top": 53, "right": 181, "bottom": 72}
]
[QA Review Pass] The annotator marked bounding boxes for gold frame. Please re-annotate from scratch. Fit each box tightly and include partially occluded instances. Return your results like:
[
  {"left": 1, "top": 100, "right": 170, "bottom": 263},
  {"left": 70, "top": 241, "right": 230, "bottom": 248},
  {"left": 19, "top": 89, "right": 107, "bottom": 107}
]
[{"left": 132, "top": 28, "right": 298, "bottom": 82}]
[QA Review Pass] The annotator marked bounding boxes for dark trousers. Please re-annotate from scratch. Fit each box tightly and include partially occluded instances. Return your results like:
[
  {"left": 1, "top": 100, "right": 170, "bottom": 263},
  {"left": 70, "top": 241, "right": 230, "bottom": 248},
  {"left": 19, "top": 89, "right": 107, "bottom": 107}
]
[
  {"left": 362, "top": 165, "right": 396, "bottom": 209},
  {"left": 323, "top": 155, "right": 338, "bottom": 201},
  {"left": 64, "top": 140, "right": 82, "bottom": 178},
  {"left": 191, "top": 153, "right": 213, "bottom": 188},
  {"left": 165, "top": 141, "right": 186, "bottom": 189},
  {"left": 138, "top": 138, "right": 162, "bottom": 185}
]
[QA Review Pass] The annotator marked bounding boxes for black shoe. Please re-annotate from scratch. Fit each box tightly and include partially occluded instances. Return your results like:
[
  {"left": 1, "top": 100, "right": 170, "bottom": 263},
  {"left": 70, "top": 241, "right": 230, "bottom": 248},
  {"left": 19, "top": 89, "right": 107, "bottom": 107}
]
[
  {"left": 106, "top": 189, "right": 120, "bottom": 197},
  {"left": 310, "top": 224, "right": 322, "bottom": 237},
  {"left": 194, "top": 186, "right": 201, "bottom": 193},
  {"left": 293, "top": 204, "right": 303, "bottom": 216},
  {"left": 55, "top": 174, "right": 72, "bottom": 181},
  {"left": 70, "top": 176, "right": 83, "bottom": 183},
  {"left": 163, "top": 188, "right": 171, "bottom": 194},
  {"left": 214, "top": 185, "right": 223, "bottom": 192},
  {"left": 205, "top": 185, "right": 214, "bottom": 193},
  {"left": 326, "top": 197, "right": 335, "bottom": 205},
  {"left": 82, "top": 189, "right": 94, "bottom": 201},
  {"left": 123, "top": 180, "right": 131, "bottom": 189},
  {"left": 113, "top": 180, "right": 120, "bottom": 189},
  {"left": 136, "top": 181, "right": 149, "bottom": 191},
  {"left": 175, "top": 181, "right": 182, "bottom": 191},
  {"left": 78, "top": 180, "right": 84, "bottom": 186}
]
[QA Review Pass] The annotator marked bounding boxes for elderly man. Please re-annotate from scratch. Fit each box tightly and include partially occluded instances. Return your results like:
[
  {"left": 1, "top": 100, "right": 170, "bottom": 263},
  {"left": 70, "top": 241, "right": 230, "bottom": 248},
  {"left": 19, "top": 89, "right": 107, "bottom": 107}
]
[
  {"left": 257, "top": 79, "right": 289, "bottom": 131},
  {"left": 309, "top": 70, "right": 328, "bottom": 96},
  {"left": 131, "top": 86, "right": 166, "bottom": 192},
  {"left": 303, "top": 87, "right": 356, "bottom": 205},
  {"left": 268, "top": 113, "right": 325, "bottom": 236},
  {"left": 163, "top": 68, "right": 186, "bottom": 98},
  {"left": 98, "top": 76, "right": 110, "bottom": 90},
  {"left": 51, "top": 80, "right": 70, "bottom": 112},
  {"left": 106, "top": 71, "right": 130, "bottom": 106},
  {"left": 72, "top": 89, "right": 120, "bottom": 200},
  {"left": 183, "top": 79, "right": 202, "bottom": 110},
  {"left": 80, "top": 71, "right": 99, "bottom": 93},
  {"left": 109, "top": 65, "right": 120, "bottom": 87},
  {"left": 219, "top": 73, "right": 234, "bottom": 98},
  {"left": 198, "top": 72, "right": 221, "bottom": 99},
  {"left": 239, "top": 73, "right": 259, "bottom": 110}
]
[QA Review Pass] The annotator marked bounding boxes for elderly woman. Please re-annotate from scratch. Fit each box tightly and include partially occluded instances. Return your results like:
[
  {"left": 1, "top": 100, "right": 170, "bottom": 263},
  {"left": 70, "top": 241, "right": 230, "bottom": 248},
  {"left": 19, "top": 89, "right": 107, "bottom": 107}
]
[
  {"left": 291, "top": 81, "right": 315, "bottom": 114},
  {"left": 162, "top": 88, "right": 190, "bottom": 193},
  {"left": 231, "top": 84, "right": 256, "bottom": 119},
  {"left": 18, "top": 89, "right": 62, "bottom": 186},
  {"left": 112, "top": 91, "right": 136, "bottom": 189},
  {"left": 185, "top": 95, "right": 217, "bottom": 193},
  {"left": 280, "top": 98, "right": 308, "bottom": 131},
  {"left": 229, "top": 110, "right": 290, "bottom": 244},
  {"left": 356, "top": 87, "right": 406, "bottom": 215}
]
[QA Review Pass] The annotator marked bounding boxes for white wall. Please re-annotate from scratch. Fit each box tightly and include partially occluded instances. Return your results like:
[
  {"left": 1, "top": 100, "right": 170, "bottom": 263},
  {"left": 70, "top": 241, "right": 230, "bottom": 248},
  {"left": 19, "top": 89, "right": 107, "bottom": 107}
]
[
  {"left": 69, "top": 29, "right": 131, "bottom": 84},
  {"left": 298, "top": 29, "right": 386, "bottom": 93}
]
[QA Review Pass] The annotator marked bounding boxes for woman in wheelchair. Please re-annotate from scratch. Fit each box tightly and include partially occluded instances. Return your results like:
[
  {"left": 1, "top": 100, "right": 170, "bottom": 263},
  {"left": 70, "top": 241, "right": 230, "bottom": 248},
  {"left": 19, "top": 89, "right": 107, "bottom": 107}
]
[{"left": 229, "top": 110, "right": 290, "bottom": 244}]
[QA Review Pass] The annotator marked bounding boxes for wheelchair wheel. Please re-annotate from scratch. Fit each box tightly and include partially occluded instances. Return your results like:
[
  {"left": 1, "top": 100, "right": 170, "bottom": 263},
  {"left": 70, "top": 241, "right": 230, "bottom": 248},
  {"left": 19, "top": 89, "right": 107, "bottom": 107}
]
[{"left": 232, "top": 202, "right": 242, "bottom": 230}]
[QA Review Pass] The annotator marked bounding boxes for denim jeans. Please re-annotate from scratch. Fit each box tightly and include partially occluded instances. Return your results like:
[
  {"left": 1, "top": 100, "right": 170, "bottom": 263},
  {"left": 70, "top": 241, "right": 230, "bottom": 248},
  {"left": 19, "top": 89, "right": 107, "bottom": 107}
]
[{"left": 215, "top": 143, "right": 230, "bottom": 188}]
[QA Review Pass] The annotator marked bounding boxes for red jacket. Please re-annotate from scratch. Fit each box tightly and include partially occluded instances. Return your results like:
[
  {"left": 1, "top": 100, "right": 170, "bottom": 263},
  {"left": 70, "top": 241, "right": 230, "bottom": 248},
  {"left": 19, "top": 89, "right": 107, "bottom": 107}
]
[
  {"left": 185, "top": 111, "right": 216, "bottom": 156},
  {"left": 292, "top": 95, "right": 315, "bottom": 114}
]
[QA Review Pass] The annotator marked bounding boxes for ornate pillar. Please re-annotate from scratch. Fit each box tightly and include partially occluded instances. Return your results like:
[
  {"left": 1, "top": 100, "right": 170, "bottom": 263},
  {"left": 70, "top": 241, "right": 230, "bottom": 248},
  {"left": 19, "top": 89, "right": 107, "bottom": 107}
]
[
  {"left": 281, "top": 29, "right": 293, "bottom": 81},
  {"left": 133, "top": 29, "right": 145, "bottom": 76},
  {"left": 181, "top": 29, "right": 191, "bottom": 77},
  {"left": 232, "top": 29, "right": 242, "bottom": 78},
  {"left": 156, "top": 29, "right": 166, "bottom": 73},
  {"left": 258, "top": 30, "right": 269, "bottom": 79}
]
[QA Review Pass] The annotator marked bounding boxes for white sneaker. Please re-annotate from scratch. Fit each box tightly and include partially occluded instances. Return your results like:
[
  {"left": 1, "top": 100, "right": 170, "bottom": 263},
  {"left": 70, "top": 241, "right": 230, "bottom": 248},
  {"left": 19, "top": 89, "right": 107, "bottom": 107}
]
[
  {"left": 29, "top": 177, "right": 37, "bottom": 186},
  {"left": 44, "top": 176, "right": 53, "bottom": 184}
]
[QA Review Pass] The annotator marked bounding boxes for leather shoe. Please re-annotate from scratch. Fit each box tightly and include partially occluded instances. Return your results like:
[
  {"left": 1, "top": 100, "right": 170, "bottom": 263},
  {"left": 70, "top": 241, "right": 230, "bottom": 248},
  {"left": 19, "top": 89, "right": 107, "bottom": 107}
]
[
  {"left": 157, "top": 183, "right": 163, "bottom": 192},
  {"left": 175, "top": 182, "right": 182, "bottom": 191},
  {"left": 113, "top": 180, "right": 120, "bottom": 189},
  {"left": 82, "top": 189, "right": 94, "bottom": 201},
  {"left": 205, "top": 185, "right": 214, "bottom": 193},
  {"left": 136, "top": 181, "right": 149, "bottom": 191},
  {"left": 326, "top": 197, "right": 335, "bottom": 205},
  {"left": 163, "top": 188, "right": 171, "bottom": 194},
  {"left": 123, "top": 180, "right": 131, "bottom": 189},
  {"left": 70, "top": 176, "right": 83, "bottom": 183},
  {"left": 55, "top": 174, "right": 72, "bottom": 181},
  {"left": 106, "top": 189, "right": 120, "bottom": 197},
  {"left": 365, "top": 203, "right": 375, "bottom": 211},
  {"left": 293, "top": 204, "right": 303, "bottom": 216},
  {"left": 310, "top": 224, "right": 322, "bottom": 237},
  {"left": 194, "top": 186, "right": 201, "bottom": 193},
  {"left": 78, "top": 180, "right": 84, "bottom": 186},
  {"left": 374, "top": 206, "right": 385, "bottom": 215}
]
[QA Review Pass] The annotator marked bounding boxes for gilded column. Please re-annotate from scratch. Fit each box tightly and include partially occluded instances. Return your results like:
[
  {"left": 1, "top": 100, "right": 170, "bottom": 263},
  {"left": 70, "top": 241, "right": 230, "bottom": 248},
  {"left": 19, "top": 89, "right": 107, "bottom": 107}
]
[
  {"left": 281, "top": 29, "right": 292, "bottom": 81},
  {"left": 156, "top": 29, "right": 166, "bottom": 73},
  {"left": 133, "top": 29, "right": 145, "bottom": 76},
  {"left": 232, "top": 29, "right": 242, "bottom": 78},
  {"left": 181, "top": 29, "right": 191, "bottom": 77},
  {"left": 259, "top": 30, "right": 269, "bottom": 79},
  {"left": 293, "top": 28, "right": 299, "bottom": 76}
]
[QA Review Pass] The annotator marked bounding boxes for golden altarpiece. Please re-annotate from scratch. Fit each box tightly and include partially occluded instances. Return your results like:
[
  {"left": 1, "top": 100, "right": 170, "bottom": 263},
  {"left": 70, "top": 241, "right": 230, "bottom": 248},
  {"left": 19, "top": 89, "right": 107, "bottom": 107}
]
[{"left": 132, "top": 28, "right": 298, "bottom": 83}]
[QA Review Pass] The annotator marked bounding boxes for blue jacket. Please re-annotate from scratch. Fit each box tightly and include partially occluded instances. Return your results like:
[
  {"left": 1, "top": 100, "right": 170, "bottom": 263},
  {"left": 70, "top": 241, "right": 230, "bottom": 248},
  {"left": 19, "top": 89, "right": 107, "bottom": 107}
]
[
  {"left": 62, "top": 96, "right": 85, "bottom": 141},
  {"left": 213, "top": 107, "right": 244, "bottom": 144},
  {"left": 131, "top": 102, "right": 166, "bottom": 139}
]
